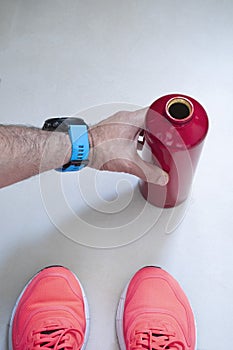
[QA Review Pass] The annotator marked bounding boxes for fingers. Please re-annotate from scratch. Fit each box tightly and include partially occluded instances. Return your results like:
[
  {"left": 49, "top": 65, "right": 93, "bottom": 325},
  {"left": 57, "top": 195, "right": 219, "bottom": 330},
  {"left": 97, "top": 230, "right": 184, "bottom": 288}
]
[
  {"left": 87, "top": 107, "right": 169, "bottom": 186},
  {"left": 128, "top": 153, "right": 169, "bottom": 186}
]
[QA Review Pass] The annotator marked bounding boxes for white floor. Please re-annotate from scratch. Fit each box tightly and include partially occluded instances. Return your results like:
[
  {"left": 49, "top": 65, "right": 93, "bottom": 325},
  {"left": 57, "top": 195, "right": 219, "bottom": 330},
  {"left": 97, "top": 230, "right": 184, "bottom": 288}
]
[{"left": 0, "top": 1, "right": 233, "bottom": 349}]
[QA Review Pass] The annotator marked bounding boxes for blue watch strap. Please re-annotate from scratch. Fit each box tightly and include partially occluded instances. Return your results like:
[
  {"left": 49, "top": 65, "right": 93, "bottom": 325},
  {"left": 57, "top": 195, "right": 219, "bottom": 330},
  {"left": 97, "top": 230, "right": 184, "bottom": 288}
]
[
  {"left": 69, "top": 124, "right": 89, "bottom": 171},
  {"left": 57, "top": 124, "right": 89, "bottom": 172}
]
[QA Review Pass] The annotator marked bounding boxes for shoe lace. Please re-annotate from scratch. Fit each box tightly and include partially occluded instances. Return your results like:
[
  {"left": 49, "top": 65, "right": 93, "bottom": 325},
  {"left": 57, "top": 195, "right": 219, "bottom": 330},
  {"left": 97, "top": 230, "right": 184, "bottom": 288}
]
[
  {"left": 32, "top": 326, "right": 84, "bottom": 350},
  {"left": 130, "top": 327, "right": 186, "bottom": 350}
]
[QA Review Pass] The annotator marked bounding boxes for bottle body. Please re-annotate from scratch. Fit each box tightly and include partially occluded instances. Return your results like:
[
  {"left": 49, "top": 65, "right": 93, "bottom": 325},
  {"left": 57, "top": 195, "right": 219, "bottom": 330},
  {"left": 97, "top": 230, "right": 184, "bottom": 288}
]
[{"left": 139, "top": 94, "right": 209, "bottom": 208}]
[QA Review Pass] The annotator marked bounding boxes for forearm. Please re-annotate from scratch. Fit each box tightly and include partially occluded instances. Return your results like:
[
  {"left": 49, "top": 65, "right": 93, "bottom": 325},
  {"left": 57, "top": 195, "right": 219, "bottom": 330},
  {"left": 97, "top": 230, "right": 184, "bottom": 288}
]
[{"left": 0, "top": 125, "right": 71, "bottom": 188}]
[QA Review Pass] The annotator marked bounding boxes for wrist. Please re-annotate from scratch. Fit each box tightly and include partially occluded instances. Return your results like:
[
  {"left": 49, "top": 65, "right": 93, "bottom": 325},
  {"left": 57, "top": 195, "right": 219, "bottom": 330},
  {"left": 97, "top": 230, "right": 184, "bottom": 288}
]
[{"left": 87, "top": 125, "right": 103, "bottom": 167}]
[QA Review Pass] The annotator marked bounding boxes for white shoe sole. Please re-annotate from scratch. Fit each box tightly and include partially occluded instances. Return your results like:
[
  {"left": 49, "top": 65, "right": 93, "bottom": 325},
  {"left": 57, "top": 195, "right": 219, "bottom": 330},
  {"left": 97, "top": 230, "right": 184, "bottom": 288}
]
[{"left": 116, "top": 280, "right": 130, "bottom": 350}]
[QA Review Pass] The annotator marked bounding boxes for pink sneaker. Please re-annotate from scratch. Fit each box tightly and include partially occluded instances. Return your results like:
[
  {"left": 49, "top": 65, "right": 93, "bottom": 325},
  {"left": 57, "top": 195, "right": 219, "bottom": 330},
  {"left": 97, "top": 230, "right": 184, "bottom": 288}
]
[
  {"left": 116, "top": 266, "right": 196, "bottom": 350},
  {"left": 9, "top": 266, "right": 90, "bottom": 350}
]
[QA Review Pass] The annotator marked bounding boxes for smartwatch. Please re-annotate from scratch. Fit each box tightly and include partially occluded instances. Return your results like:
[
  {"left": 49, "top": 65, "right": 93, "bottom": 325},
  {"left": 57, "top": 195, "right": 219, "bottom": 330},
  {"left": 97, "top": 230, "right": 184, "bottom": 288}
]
[{"left": 42, "top": 117, "right": 90, "bottom": 172}]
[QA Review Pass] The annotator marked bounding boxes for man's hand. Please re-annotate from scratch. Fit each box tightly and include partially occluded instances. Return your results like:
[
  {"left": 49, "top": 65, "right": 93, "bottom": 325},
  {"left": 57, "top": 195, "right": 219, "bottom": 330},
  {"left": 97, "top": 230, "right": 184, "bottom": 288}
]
[{"left": 88, "top": 108, "right": 168, "bottom": 186}]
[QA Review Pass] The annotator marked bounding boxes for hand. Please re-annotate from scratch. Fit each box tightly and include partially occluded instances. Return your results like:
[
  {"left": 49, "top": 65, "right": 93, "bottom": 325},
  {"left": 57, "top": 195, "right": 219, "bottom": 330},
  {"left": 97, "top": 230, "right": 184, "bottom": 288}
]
[{"left": 88, "top": 108, "right": 169, "bottom": 186}]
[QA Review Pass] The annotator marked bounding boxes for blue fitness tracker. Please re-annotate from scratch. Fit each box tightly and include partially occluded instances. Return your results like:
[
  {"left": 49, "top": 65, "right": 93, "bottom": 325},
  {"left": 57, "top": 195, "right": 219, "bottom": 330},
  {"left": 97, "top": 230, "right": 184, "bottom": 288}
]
[{"left": 42, "top": 117, "right": 89, "bottom": 172}]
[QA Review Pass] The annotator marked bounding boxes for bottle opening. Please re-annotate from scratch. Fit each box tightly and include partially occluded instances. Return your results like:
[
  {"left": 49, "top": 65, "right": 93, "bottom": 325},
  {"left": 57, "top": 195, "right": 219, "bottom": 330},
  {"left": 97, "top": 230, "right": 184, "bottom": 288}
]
[{"left": 166, "top": 97, "right": 193, "bottom": 121}]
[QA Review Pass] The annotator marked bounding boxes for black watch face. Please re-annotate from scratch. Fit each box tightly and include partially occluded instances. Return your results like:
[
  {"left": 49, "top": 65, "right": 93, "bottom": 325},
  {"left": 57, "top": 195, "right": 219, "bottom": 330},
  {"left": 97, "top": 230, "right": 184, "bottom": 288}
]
[{"left": 42, "top": 117, "right": 86, "bottom": 132}]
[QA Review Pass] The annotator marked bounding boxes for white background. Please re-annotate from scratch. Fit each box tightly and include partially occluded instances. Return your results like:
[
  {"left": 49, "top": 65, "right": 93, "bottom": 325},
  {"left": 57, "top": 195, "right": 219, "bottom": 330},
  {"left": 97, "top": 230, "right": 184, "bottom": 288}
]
[{"left": 0, "top": 1, "right": 233, "bottom": 349}]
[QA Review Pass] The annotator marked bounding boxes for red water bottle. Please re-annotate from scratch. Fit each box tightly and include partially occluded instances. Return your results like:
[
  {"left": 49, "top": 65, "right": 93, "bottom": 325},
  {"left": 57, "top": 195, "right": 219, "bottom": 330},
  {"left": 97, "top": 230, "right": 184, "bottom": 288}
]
[{"left": 139, "top": 94, "right": 209, "bottom": 208}]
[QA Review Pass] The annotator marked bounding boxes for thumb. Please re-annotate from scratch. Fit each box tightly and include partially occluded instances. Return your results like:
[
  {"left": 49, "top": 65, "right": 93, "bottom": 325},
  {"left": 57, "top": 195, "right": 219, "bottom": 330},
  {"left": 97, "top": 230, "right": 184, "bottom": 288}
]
[{"left": 129, "top": 153, "right": 169, "bottom": 186}]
